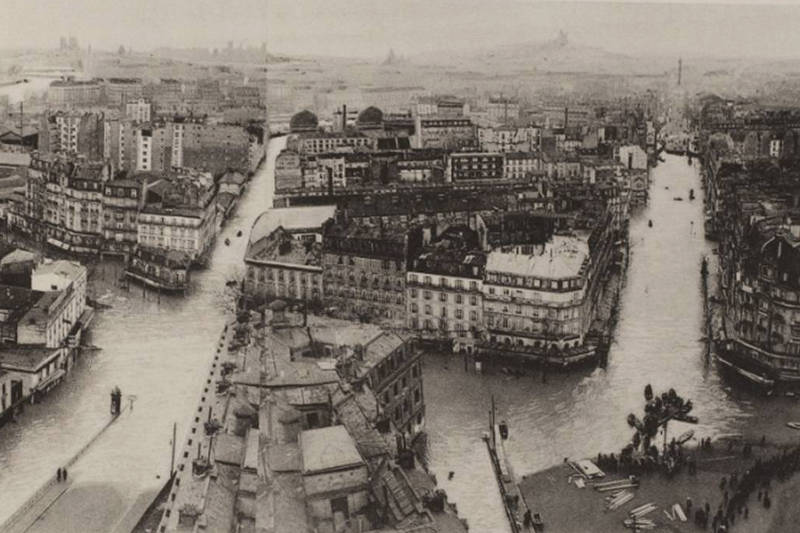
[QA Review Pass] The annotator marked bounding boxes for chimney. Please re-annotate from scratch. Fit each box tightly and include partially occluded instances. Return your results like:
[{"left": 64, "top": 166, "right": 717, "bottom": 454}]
[
  {"left": 342, "top": 104, "right": 347, "bottom": 131},
  {"left": 564, "top": 107, "right": 568, "bottom": 129},
  {"left": 628, "top": 152, "right": 633, "bottom": 170}
]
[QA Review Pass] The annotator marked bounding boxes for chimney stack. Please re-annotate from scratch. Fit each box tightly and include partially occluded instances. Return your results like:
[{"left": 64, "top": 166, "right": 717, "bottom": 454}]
[
  {"left": 342, "top": 104, "right": 347, "bottom": 131},
  {"left": 564, "top": 106, "right": 568, "bottom": 129}
]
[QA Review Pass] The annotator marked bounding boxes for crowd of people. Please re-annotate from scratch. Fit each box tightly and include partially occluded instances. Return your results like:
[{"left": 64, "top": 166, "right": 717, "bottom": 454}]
[{"left": 690, "top": 440, "right": 800, "bottom": 531}]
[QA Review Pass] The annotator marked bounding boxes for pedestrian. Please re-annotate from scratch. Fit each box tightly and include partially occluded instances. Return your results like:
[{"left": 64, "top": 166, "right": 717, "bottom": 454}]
[
  {"left": 63, "top": 467, "right": 67, "bottom": 481},
  {"left": 57, "top": 468, "right": 62, "bottom": 482}
]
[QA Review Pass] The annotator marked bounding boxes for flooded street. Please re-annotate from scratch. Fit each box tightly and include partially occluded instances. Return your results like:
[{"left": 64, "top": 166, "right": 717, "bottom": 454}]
[
  {"left": 2, "top": 146, "right": 799, "bottom": 531},
  {"left": 0, "top": 135, "right": 285, "bottom": 522},
  {"left": 422, "top": 154, "right": 800, "bottom": 532}
]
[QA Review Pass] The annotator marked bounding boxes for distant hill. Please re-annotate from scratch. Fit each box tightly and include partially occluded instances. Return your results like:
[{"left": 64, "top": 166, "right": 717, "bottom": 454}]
[{"left": 413, "top": 32, "right": 675, "bottom": 75}]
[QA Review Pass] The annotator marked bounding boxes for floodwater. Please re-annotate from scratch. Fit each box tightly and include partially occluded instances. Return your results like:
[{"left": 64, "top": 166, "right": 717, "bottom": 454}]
[
  {"left": 0, "top": 135, "right": 286, "bottom": 523},
  {"left": 2, "top": 148, "right": 799, "bottom": 532},
  {"left": 422, "top": 154, "right": 800, "bottom": 532}
]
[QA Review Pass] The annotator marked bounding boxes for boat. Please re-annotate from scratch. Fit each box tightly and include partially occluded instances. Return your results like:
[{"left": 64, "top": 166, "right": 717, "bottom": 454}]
[
  {"left": 673, "top": 197, "right": 683, "bottom": 201},
  {"left": 677, "top": 429, "right": 694, "bottom": 444},
  {"left": 689, "top": 189, "right": 695, "bottom": 200},
  {"left": 225, "top": 279, "right": 238, "bottom": 288},
  {"left": 224, "top": 238, "right": 231, "bottom": 246},
  {"left": 648, "top": 220, "right": 653, "bottom": 228},
  {"left": 787, "top": 422, "right": 800, "bottom": 430},
  {"left": 236, "top": 230, "right": 243, "bottom": 237}
]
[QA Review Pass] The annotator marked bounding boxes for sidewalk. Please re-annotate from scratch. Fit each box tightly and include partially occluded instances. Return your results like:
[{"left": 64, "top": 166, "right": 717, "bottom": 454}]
[
  {"left": 4, "top": 479, "right": 72, "bottom": 533},
  {"left": 0, "top": 407, "right": 128, "bottom": 533}
]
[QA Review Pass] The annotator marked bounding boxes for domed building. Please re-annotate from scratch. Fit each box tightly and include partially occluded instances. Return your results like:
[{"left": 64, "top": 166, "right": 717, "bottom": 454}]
[
  {"left": 356, "top": 106, "right": 384, "bottom": 129},
  {"left": 289, "top": 110, "right": 319, "bottom": 133}
]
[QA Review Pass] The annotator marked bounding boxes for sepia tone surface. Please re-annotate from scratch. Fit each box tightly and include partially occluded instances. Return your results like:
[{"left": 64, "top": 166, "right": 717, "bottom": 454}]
[{"left": 1, "top": 2, "right": 800, "bottom": 532}]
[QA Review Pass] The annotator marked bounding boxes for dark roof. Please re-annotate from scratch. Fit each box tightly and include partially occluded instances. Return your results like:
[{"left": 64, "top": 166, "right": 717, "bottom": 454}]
[
  {"left": 0, "top": 344, "right": 58, "bottom": 372},
  {"left": 357, "top": 106, "right": 384, "bottom": 126},
  {"left": 377, "top": 137, "right": 411, "bottom": 150},
  {"left": 289, "top": 110, "right": 318, "bottom": 133},
  {"left": 0, "top": 284, "right": 44, "bottom": 322}
]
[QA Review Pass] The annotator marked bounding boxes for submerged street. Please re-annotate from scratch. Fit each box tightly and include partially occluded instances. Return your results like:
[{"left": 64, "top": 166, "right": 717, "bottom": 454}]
[
  {"left": 422, "top": 154, "right": 800, "bottom": 532},
  {"left": 0, "top": 136, "right": 286, "bottom": 525}
]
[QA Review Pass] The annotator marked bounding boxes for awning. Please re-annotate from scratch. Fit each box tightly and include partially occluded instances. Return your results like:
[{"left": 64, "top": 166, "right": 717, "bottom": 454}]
[{"left": 35, "top": 368, "right": 66, "bottom": 392}]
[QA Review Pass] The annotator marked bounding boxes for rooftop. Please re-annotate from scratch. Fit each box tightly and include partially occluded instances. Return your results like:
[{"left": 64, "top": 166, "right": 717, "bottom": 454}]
[
  {"left": 299, "top": 425, "right": 364, "bottom": 475},
  {"left": 248, "top": 205, "right": 336, "bottom": 247},
  {"left": 33, "top": 260, "right": 85, "bottom": 281},
  {"left": 486, "top": 234, "right": 590, "bottom": 280},
  {"left": 0, "top": 344, "right": 58, "bottom": 372},
  {"left": 0, "top": 249, "right": 36, "bottom": 267},
  {"left": 362, "top": 331, "right": 406, "bottom": 372}
]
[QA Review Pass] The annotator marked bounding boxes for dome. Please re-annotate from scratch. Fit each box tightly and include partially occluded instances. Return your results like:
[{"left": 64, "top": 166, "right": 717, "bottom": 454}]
[
  {"left": 289, "top": 110, "right": 318, "bottom": 133},
  {"left": 357, "top": 106, "right": 383, "bottom": 127}
]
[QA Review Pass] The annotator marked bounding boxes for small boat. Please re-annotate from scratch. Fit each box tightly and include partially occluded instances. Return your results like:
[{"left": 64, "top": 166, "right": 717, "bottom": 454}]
[
  {"left": 673, "top": 197, "right": 683, "bottom": 201},
  {"left": 677, "top": 429, "right": 694, "bottom": 444},
  {"left": 648, "top": 220, "right": 653, "bottom": 228},
  {"left": 787, "top": 422, "right": 800, "bottom": 430},
  {"left": 236, "top": 230, "right": 243, "bottom": 237},
  {"left": 224, "top": 238, "right": 231, "bottom": 246}
]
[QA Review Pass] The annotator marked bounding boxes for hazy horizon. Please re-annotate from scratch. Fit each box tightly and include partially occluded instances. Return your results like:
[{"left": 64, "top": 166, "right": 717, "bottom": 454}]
[{"left": 4, "top": 0, "right": 800, "bottom": 61}]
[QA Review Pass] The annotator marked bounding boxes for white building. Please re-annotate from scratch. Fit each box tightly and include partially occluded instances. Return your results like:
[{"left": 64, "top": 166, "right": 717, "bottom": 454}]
[
  {"left": 125, "top": 98, "right": 151, "bottom": 123},
  {"left": 617, "top": 144, "right": 648, "bottom": 170}
]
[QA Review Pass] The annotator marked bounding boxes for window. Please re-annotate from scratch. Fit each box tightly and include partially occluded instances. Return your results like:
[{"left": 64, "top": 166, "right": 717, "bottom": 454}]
[
  {"left": 455, "top": 309, "right": 463, "bottom": 319},
  {"left": 414, "top": 388, "right": 421, "bottom": 403},
  {"left": 470, "top": 295, "right": 478, "bottom": 305},
  {"left": 439, "top": 293, "right": 447, "bottom": 302},
  {"left": 411, "top": 303, "right": 418, "bottom": 313},
  {"left": 424, "top": 304, "right": 432, "bottom": 315}
]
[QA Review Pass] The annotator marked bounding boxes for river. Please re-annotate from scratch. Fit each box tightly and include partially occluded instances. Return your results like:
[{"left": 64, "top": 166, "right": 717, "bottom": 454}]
[
  {"left": 421, "top": 154, "right": 800, "bottom": 532},
  {"left": 0, "top": 135, "right": 285, "bottom": 523}
]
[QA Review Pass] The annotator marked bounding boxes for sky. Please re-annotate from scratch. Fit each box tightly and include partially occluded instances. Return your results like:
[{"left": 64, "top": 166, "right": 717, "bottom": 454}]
[{"left": 3, "top": 0, "right": 800, "bottom": 59}]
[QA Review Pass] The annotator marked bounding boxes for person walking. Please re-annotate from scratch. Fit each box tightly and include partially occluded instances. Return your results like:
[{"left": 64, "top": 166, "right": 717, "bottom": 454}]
[
  {"left": 63, "top": 467, "right": 67, "bottom": 481},
  {"left": 56, "top": 468, "right": 62, "bottom": 482}
]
